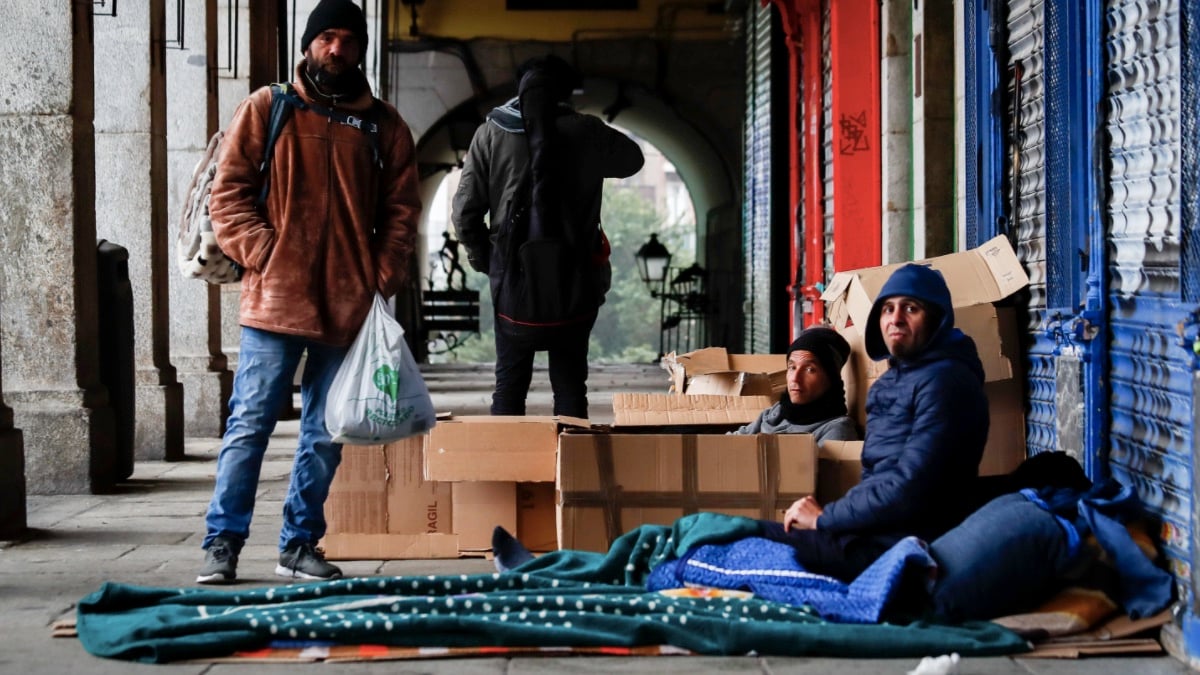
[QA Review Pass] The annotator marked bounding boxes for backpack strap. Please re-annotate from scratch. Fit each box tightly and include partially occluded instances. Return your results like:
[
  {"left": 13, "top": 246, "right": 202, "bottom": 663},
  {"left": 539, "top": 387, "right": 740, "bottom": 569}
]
[
  {"left": 254, "top": 83, "right": 384, "bottom": 207},
  {"left": 256, "top": 83, "right": 299, "bottom": 207},
  {"left": 269, "top": 82, "right": 384, "bottom": 168}
]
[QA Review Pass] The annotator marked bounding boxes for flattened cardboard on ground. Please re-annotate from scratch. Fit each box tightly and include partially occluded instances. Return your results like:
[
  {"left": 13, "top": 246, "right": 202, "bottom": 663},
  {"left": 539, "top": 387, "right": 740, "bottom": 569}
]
[
  {"left": 661, "top": 347, "right": 787, "bottom": 396},
  {"left": 424, "top": 416, "right": 588, "bottom": 482},
  {"left": 322, "top": 438, "right": 456, "bottom": 560},
  {"left": 821, "top": 236, "right": 1030, "bottom": 476},
  {"left": 611, "top": 392, "right": 773, "bottom": 427},
  {"left": 1014, "top": 609, "right": 1171, "bottom": 658},
  {"left": 557, "top": 432, "right": 816, "bottom": 552}
]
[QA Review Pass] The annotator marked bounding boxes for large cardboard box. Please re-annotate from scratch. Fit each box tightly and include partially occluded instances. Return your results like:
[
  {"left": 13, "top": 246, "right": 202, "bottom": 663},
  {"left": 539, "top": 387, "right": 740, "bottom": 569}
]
[
  {"left": 557, "top": 432, "right": 817, "bottom": 552},
  {"left": 517, "top": 482, "right": 558, "bottom": 552},
  {"left": 451, "top": 481, "right": 557, "bottom": 552},
  {"left": 424, "top": 416, "right": 586, "bottom": 482},
  {"left": 451, "top": 481, "right": 517, "bottom": 551},
  {"left": 820, "top": 235, "right": 1030, "bottom": 476},
  {"left": 322, "top": 438, "right": 458, "bottom": 560},
  {"left": 661, "top": 347, "right": 787, "bottom": 396},
  {"left": 816, "top": 440, "right": 864, "bottom": 505},
  {"left": 611, "top": 392, "right": 773, "bottom": 427}
]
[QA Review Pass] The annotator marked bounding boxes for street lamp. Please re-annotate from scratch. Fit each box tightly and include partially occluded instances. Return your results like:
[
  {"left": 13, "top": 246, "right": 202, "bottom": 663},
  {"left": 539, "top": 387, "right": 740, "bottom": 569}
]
[
  {"left": 634, "top": 234, "right": 672, "bottom": 290},
  {"left": 635, "top": 234, "right": 712, "bottom": 358}
]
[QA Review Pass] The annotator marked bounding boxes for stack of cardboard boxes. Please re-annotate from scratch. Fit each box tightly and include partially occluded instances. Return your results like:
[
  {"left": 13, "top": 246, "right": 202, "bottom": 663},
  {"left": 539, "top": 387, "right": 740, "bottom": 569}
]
[
  {"left": 322, "top": 236, "right": 1030, "bottom": 559},
  {"left": 322, "top": 417, "right": 575, "bottom": 559}
]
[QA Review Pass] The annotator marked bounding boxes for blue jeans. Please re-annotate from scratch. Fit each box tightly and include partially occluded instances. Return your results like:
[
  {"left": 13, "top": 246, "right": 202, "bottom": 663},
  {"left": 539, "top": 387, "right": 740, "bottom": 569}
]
[{"left": 203, "top": 327, "right": 348, "bottom": 552}]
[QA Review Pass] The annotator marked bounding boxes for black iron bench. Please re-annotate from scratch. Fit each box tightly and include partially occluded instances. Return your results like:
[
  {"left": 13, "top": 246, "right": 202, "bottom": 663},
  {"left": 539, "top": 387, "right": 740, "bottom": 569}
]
[{"left": 420, "top": 289, "right": 480, "bottom": 354}]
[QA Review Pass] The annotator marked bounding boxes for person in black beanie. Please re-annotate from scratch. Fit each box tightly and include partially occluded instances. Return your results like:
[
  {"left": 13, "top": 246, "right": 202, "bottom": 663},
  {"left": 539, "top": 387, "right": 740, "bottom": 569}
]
[
  {"left": 198, "top": 0, "right": 421, "bottom": 585},
  {"left": 300, "top": 0, "right": 370, "bottom": 99},
  {"left": 733, "top": 326, "right": 858, "bottom": 443}
]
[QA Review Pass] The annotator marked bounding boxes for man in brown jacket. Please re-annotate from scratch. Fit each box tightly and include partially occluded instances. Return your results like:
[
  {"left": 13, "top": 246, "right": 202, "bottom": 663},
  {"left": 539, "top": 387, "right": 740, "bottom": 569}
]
[{"left": 197, "top": 0, "right": 420, "bottom": 584}]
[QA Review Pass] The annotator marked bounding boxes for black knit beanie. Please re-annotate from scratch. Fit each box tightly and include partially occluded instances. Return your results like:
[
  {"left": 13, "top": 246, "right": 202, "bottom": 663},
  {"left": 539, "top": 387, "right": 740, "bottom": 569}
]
[
  {"left": 300, "top": 0, "right": 369, "bottom": 58},
  {"left": 787, "top": 326, "right": 851, "bottom": 383}
]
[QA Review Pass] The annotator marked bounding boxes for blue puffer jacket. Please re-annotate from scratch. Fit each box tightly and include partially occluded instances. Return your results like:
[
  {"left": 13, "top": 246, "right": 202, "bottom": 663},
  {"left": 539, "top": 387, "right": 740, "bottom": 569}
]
[{"left": 817, "top": 264, "right": 990, "bottom": 543}]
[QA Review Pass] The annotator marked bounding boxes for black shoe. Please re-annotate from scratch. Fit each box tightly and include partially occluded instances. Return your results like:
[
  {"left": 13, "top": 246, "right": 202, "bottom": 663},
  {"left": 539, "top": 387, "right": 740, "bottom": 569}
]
[
  {"left": 197, "top": 536, "right": 239, "bottom": 584},
  {"left": 492, "top": 526, "right": 535, "bottom": 572},
  {"left": 275, "top": 542, "right": 342, "bottom": 581}
]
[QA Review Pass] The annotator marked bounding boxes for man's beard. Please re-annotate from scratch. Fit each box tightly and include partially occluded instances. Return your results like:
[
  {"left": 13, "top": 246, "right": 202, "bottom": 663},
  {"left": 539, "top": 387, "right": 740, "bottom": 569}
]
[{"left": 305, "top": 58, "right": 361, "bottom": 97}]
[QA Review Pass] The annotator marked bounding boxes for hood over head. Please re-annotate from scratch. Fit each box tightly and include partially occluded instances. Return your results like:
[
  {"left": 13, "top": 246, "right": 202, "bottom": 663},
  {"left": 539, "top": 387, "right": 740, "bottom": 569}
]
[{"left": 865, "top": 264, "right": 955, "bottom": 361}]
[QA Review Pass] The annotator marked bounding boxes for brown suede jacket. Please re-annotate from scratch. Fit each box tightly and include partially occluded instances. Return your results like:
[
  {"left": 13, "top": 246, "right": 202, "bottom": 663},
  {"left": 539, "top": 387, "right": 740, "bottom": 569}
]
[{"left": 210, "top": 63, "right": 420, "bottom": 346}]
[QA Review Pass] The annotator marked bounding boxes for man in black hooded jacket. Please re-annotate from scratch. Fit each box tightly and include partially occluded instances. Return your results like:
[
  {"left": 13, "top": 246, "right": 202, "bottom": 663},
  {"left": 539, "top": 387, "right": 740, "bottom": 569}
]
[{"left": 452, "top": 55, "right": 643, "bottom": 419}]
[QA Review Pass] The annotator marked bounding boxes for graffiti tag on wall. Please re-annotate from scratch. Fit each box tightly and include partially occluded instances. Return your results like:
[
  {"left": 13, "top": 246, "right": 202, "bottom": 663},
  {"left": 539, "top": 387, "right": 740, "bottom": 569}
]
[{"left": 839, "top": 111, "right": 870, "bottom": 155}]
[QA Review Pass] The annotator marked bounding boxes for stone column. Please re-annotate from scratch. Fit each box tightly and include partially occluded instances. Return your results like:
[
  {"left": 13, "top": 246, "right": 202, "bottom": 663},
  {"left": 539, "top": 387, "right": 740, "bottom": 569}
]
[
  {"left": 94, "top": 0, "right": 185, "bottom": 461},
  {"left": 880, "top": 0, "right": 913, "bottom": 264},
  {"left": 217, "top": 0, "right": 251, "bottom": 385},
  {"left": 1, "top": 3, "right": 115, "bottom": 494},
  {"left": 912, "top": 0, "right": 955, "bottom": 258},
  {"left": 167, "top": 0, "right": 233, "bottom": 438}
]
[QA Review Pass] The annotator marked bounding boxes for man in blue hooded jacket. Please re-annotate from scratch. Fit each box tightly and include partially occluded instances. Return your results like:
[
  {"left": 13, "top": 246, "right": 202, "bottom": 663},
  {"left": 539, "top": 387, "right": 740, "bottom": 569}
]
[{"left": 761, "top": 263, "right": 990, "bottom": 581}]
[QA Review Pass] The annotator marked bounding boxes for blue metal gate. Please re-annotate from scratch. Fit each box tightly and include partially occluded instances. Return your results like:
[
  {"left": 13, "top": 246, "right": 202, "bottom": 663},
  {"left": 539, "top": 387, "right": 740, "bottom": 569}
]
[
  {"left": 1105, "top": 0, "right": 1192, "bottom": 588},
  {"left": 1002, "top": 0, "right": 1061, "bottom": 458},
  {"left": 971, "top": 0, "right": 1106, "bottom": 468},
  {"left": 1179, "top": 0, "right": 1200, "bottom": 649}
]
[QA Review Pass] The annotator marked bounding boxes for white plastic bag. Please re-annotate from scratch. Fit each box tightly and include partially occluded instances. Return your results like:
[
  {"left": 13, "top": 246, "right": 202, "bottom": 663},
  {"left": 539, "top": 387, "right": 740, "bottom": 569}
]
[{"left": 325, "top": 294, "right": 437, "bottom": 444}]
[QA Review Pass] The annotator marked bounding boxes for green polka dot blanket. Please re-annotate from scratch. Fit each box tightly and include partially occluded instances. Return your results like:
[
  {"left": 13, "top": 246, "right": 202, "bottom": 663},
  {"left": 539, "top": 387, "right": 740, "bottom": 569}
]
[{"left": 76, "top": 514, "right": 1027, "bottom": 663}]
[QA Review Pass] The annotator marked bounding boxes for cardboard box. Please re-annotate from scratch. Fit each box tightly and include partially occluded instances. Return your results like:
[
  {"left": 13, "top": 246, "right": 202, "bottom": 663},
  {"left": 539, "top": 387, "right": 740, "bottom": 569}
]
[
  {"left": 449, "top": 481, "right": 557, "bottom": 553},
  {"left": 557, "top": 432, "right": 817, "bottom": 552},
  {"left": 661, "top": 347, "right": 787, "bottom": 396},
  {"left": 322, "top": 438, "right": 457, "bottom": 559},
  {"left": 816, "top": 440, "right": 864, "bottom": 505},
  {"left": 517, "top": 482, "right": 558, "bottom": 552},
  {"left": 820, "top": 235, "right": 1030, "bottom": 476},
  {"left": 611, "top": 392, "right": 773, "bottom": 427},
  {"left": 452, "top": 481, "right": 517, "bottom": 551},
  {"left": 424, "top": 416, "right": 587, "bottom": 482}
]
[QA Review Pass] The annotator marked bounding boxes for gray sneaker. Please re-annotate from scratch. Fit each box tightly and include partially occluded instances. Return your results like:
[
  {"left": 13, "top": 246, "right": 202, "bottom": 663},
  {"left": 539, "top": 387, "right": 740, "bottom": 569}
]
[
  {"left": 196, "top": 536, "right": 239, "bottom": 584},
  {"left": 276, "top": 542, "right": 342, "bottom": 581}
]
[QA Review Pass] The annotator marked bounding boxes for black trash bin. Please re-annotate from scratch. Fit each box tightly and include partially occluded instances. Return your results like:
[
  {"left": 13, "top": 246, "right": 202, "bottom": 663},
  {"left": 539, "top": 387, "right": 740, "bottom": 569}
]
[{"left": 96, "top": 240, "right": 135, "bottom": 484}]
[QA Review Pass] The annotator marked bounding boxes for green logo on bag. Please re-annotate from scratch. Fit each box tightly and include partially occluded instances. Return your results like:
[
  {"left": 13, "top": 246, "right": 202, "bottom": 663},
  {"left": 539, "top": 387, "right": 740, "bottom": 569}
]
[{"left": 372, "top": 364, "right": 400, "bottom": 400}]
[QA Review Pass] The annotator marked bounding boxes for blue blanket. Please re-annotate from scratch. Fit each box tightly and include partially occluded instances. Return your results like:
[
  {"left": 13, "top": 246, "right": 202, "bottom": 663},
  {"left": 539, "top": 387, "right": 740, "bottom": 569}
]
[
  {"left": 76, "top": 514, "right": 1027, "bottom": 663},
  {"left": 647, "top": 536, "right": 935, "bottom": 623}
]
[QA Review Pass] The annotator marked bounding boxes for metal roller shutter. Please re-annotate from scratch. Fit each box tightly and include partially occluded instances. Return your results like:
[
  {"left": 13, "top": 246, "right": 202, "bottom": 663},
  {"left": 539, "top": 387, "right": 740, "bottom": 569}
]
[
  {"left": 744, "top": 1, "right": 774, "bottom": 353},
  {"left": 1105, "top": 0, "right": 1191, "bottom": 583},
  {"left": 1006, "top": 0, "right": 1057, "bottom": 455}
]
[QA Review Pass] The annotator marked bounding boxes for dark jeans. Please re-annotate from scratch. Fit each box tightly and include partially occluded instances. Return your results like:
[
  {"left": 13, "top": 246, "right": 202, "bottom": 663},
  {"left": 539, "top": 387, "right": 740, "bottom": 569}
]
[
  {"left": 492, "top": 314, "right": 597, "bottom": 418},
  {"left": 758, "top": 521, "right": 897, "bottom": 582}
]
